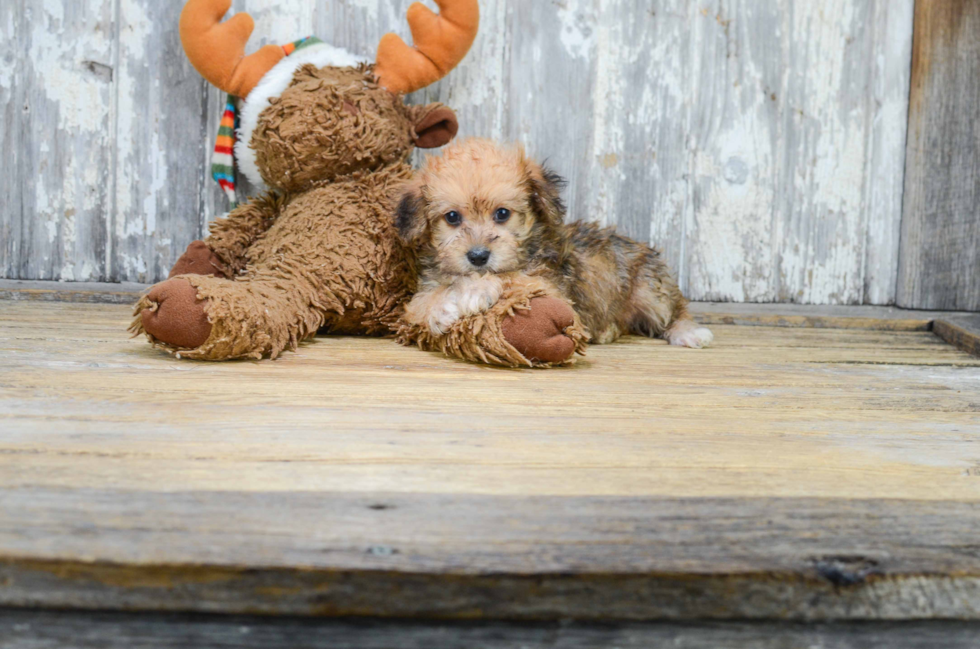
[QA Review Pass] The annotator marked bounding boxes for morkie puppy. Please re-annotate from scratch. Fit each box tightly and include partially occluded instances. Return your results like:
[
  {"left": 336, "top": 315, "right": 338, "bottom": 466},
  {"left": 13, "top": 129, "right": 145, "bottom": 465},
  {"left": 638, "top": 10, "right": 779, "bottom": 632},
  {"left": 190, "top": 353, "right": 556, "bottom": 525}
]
[{"left": 394, "top": 138, "right": 713, "bottom": 355}]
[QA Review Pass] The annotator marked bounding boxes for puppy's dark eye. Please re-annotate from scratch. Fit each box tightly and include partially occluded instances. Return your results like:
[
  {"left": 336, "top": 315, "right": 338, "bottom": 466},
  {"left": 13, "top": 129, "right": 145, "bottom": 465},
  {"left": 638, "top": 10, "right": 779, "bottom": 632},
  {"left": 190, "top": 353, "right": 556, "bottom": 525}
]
[
  {"left": 445, "top": 211, "right": 462, "bottom": 226},
  {"left": 494, "top": 208, "right": 511, "bottom": 223}
]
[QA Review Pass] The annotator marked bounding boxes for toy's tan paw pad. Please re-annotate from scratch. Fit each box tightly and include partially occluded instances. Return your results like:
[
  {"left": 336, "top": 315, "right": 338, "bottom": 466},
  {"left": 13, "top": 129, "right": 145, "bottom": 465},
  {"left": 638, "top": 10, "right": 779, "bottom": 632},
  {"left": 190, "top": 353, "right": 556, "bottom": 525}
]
[
  {"left": 168, "top": 240, "right": 228, "bottom": 279},
  {"left": 141, "top": 278, "right": 212, "bottom": 350},
  {"left": 501, "top": 297, "right": 577, "bottom": 364}
]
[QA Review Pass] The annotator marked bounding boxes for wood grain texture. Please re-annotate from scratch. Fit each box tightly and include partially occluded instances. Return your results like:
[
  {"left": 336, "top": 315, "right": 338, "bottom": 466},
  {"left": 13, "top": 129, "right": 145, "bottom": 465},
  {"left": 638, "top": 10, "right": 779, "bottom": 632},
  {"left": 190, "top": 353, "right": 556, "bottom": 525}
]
[
  {"left": 2, "top": 301, "right": 979, "bottom": 501},
  {"left": 7, "top": 491, "right": 980, "bottom": 578},
  {"left": 865, "top": 0, "right": 915, "bottom": 305},
  {"left": 1, "top": 301, "right": 980, "bottom": 619},
  {"left": 0, "top": 280, "right": 146, "bottom": 304},
  {"left": 3, "top": 610, "right": 980, "bottom": 649},
  {"left": 898, "top": 0, "right": 980, "bottom": 311},
  {"left": 110, "top": 0, "right": 213, "bottom": 283},
  {"left": 5, "top": 492, "right": 980, "bottom": 619},
  {"left": 934, "top": 315, "right": 980, "bottom": 358},
  {"left": 2, "top": 0, "right": 917, "bottom": 306},
  {"left": 0, "top": 0, "right": 115, "bottom": 283},
  {"left": 684, "top": 0, "right": 913, "bottom": 305}
]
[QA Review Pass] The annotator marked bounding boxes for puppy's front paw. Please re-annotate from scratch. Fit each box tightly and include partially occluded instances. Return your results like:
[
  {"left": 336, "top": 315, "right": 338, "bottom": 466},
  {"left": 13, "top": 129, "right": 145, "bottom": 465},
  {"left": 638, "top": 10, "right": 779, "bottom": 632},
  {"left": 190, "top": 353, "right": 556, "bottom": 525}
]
[
  {"left": 502, "top": 297, "right": 577, "bottom": 364},
  {"left": 455, "top": 277, "right": 503, "bottom": 315},
  {"left": 667, "top": 320, "right": 714, "bottom": 349},
  {"left": 422, "top": 275, "right": 504, "bottom": 336},
  {"left": 427, "top": 300, "right": 461, "bottom": 336}
]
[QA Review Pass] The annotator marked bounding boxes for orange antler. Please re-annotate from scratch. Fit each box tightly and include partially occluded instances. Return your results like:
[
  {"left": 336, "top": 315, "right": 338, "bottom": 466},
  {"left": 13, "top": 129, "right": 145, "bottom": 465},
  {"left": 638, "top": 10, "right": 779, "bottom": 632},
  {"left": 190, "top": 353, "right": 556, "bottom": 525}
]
[
  {"left": 180, "top": 0, "right": 285, "bottom": 98},
  {"left": 375, "top": 0, "right": 480, "bottom": 95}
]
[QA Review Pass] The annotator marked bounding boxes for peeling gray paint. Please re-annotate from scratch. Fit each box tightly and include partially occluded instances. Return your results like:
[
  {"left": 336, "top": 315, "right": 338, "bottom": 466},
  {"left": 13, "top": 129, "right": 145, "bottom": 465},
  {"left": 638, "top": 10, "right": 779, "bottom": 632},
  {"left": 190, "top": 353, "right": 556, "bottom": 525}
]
[
  {"left": 1, "top": 0, "right": 114, "bottom": 282},
  {"left": 0, "top": 0, "right": 913, "bottom": 304}
]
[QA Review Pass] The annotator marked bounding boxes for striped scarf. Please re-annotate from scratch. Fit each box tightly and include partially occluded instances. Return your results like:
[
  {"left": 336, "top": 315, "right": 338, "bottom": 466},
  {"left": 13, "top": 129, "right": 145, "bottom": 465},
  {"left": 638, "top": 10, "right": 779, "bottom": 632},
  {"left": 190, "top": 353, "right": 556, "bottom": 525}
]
[
  {"left": 212, "top": 95, "right": 237, "bottom": 207},
  {"left": 211, "top": 36, "right": 324, "bottom": 210}
]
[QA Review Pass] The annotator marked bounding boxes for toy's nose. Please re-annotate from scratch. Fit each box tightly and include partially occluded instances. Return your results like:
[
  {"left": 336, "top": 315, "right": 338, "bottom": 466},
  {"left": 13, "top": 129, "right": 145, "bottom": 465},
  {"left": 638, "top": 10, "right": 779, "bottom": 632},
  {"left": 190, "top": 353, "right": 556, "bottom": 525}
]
[{"left": 466, "top": 247, "right": 491, "bottom": 267}]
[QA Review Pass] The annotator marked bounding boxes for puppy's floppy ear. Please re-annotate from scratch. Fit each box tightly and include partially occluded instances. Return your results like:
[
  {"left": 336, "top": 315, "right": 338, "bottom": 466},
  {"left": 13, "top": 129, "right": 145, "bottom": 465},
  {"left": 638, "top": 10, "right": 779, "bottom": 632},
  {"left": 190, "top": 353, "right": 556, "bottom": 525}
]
[
  {"left": 527, "top": 161, "right": 567, "bottom": 227},
  {"left": 394, "top": 180, "right": 428, "bottom": 244}
]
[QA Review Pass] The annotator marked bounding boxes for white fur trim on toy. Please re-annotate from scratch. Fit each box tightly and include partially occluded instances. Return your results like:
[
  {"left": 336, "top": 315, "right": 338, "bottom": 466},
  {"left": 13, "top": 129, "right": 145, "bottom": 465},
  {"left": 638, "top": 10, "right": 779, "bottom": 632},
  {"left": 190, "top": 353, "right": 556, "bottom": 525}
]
[{"left": 236, "top": 43, "right": 369, "bottom": 190}]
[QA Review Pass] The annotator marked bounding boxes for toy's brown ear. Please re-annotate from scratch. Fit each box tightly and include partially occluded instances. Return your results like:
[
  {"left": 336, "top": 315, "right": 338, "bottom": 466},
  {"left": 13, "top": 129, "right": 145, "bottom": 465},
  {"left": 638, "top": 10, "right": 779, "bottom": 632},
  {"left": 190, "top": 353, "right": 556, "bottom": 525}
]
[
  {"left": 527, "top": 161, "right": 567, "bottom": 227},
  {"left": 394, "top": 180, "right": 429, "bottom": 244},
  {"left": 413, "top": 104, "right": 458, "bottom": 149}
]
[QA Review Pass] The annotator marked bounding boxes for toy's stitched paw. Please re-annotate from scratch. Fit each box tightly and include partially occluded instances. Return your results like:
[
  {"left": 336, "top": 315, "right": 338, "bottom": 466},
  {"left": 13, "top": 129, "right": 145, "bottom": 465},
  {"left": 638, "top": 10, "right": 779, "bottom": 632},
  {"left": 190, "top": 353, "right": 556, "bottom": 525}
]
[
  {"left": 501, "top": 297, "right": 577, "bottom": 364},
  {"left": 168, "top": 240, "right": 228, "bottom": 279},
  {"left": 141, "top": 278, "right": 212, "bottom": 350}
]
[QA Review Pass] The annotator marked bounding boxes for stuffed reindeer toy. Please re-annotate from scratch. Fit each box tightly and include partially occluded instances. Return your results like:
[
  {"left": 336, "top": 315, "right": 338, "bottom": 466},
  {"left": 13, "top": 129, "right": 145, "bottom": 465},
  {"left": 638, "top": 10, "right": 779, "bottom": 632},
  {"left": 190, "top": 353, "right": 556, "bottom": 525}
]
[{"left": 132, "top": 0, "right": 586, "bottom": 366}]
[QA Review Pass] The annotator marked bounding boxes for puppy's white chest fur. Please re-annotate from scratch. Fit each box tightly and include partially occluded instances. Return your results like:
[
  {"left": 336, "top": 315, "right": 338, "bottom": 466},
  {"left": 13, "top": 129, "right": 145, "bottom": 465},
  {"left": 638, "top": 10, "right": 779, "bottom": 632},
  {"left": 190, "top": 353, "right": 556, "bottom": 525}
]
[{"left": 409, "top": 274, "right": 504, "bottom": 335}]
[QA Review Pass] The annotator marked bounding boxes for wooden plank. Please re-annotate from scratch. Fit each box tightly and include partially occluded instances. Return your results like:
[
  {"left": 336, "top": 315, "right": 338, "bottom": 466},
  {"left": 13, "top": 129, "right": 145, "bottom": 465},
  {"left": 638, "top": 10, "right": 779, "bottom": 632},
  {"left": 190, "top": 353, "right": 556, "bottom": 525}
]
[
  {"left": 864, "top": 0, "right": 915, "bottom": 305},
  {"left": 501, "top": 0, "right": 598, "bottom": 234},
  {"left": 8, "top": 493, "right": 980, "bottom": 619},
  {"left": 934, "top": 315, "right": 980, "bottom": 357},
  {"left": 3, "top": 493, "right": 980, "bottom": 620},
  {"left": 3, "top": 611, "right": 980, "bottom": 649},
  {"left": 684, "top": 0, "right": 914, "bottom": 305},
  {"left": 694, "top": 312, "right": 931, "bottom": 331},
  {"left": 1, "top": 301, "right": 980, "bottom": 619},
  {"left": 573, "top": 0, "right": 690, "bottom": 275},
  {"left": 0, "top": 0, "right": 114, "bottom": 282},
  {"left": 688, "top": 302, "right": 976, "bottom": 331},
  {"left": 1, "top": 304, "right": 979, "bottom": 502},
  {"left": 898, "top": 0, "right": 980, "bottom": 311},
  {"left": 2, "top": 304, "right": 979, "bottom": 499},
  {"left": 0, "top": 280, "right": 145, "bottom": 304},
  {"left": 110, "top": 0, "right": 213, "bottom": 283},
  {"left": 683, "top": 0, "right": 779, "bottom": 303}
]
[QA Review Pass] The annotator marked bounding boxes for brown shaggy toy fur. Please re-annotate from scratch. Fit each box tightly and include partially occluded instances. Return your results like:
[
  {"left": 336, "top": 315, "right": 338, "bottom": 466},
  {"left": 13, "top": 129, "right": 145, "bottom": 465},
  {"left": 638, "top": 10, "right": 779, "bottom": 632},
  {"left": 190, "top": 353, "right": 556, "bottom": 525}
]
[
  {"left": 252, "top": 65, "right": 418, "bottom": 193},
  {"left": 130, "top": 66, "right": 437, "bottom": 360},
  {"left": 393, "top": 139, "right": 714, "bottom": 358}
]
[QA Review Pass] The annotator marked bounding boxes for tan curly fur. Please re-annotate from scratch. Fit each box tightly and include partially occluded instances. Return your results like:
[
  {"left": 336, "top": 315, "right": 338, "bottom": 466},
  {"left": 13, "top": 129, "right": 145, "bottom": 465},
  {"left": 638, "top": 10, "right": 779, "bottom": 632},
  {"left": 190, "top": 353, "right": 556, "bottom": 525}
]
[{"left": 391, "top": 139, "right": 713, "bottom": 359}]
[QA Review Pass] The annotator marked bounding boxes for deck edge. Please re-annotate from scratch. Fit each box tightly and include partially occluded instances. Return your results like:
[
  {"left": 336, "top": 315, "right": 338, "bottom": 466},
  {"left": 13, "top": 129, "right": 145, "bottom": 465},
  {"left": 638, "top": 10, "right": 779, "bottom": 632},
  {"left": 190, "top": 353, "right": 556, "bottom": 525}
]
[
  {"left": 4, "top": 609, "right": 980, "bottom": 648},
  {"left": 933, "top": 317, "right": 980, "bottom": 357},
  {"left": 2, "top": 557, "right": 980, "bottom": 622},
  {"left": 0, "top": 280, "right": 146, "bottom": 305},
  {"left": 3, "top": 494, "right": 980, "bottom": 622},
  {"left": 2, "top": 280, "right": 976, "bottom": 334}
]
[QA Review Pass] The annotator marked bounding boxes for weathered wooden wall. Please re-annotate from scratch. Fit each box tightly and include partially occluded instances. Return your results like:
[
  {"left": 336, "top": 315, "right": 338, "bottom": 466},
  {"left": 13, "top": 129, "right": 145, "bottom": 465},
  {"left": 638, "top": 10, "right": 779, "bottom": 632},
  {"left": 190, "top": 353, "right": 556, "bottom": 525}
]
[
  {"left": 1, "top": 0, "right": 917, "bottom": 305},
  {"left": 898, "top": 0, "right": 980, "bottom": 311}
]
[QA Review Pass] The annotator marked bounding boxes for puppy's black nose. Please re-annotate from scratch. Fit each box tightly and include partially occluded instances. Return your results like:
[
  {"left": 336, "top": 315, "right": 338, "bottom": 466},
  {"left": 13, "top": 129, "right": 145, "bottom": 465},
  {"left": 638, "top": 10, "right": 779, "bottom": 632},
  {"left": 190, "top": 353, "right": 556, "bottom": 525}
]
[{"left": 466, "top": 247, "right": 491, "bottom": 267}]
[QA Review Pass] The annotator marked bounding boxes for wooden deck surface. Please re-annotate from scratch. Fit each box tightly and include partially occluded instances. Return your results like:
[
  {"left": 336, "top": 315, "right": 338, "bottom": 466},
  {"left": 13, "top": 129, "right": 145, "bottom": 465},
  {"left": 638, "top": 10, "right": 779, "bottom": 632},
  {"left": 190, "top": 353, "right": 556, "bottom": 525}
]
[{"left": 1, "top": 300, "right": 980, "bottom": 622}]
